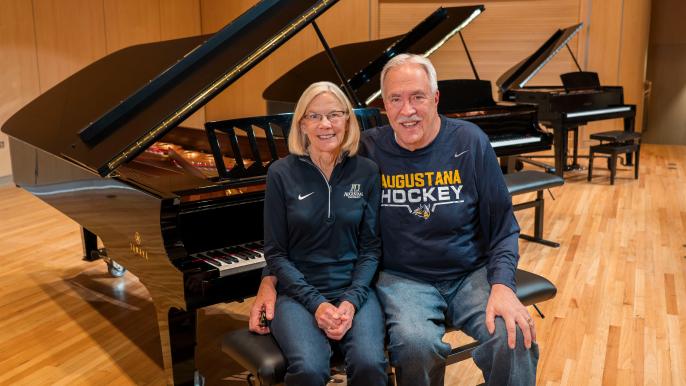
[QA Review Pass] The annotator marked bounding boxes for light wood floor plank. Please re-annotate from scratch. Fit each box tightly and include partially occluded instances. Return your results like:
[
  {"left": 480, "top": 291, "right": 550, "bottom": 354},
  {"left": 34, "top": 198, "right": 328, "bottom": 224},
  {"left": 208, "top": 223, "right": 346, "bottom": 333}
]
[{"left": 1, "top": 143, "right": 685, "bottom": 385}]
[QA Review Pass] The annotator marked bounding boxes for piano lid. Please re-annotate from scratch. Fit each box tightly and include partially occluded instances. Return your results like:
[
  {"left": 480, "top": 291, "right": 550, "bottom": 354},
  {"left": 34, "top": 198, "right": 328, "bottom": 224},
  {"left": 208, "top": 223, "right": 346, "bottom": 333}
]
[
  {"left": 263, "top": 5, "right": 484, "bottom": 108},
  {"left": 496, "top": 23, "right": 583, "bottom": 94},
  {"left": 1, "top": 0, "right": 338, "bottom": 177}
]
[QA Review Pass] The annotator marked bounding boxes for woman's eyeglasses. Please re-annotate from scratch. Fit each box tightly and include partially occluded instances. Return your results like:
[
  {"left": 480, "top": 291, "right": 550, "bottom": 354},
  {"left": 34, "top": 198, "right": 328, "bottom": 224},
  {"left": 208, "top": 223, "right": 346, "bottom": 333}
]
[{"left": 301, "top": 110, "right": 347, "bottom": 123}]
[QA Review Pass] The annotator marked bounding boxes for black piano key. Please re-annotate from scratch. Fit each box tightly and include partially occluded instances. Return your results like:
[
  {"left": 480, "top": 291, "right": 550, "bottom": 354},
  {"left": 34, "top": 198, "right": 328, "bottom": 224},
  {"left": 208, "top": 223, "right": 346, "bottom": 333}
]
[
  {"left": 215, "top": 256, "right": 235, "bottom": 265},
  {"left": 236, "top": 246, "right": 261, "bottom": 258},
  {"left": 203, "top": 258, "right": 221, "bottom": 268}
]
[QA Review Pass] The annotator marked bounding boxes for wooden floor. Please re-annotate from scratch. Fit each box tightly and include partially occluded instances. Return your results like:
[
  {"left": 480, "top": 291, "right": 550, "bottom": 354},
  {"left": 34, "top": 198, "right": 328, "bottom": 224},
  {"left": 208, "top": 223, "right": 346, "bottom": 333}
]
[{"left": 1, "top": 143, "right": 685, "bottom": 386}]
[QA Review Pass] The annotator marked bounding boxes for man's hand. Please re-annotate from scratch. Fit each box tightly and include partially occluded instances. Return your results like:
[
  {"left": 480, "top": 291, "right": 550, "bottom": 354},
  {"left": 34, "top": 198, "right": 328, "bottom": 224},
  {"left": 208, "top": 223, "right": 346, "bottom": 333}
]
[
  {"left": 249, "top": 276, "right": 277, "bottom": 334},
  {"left": 486, "top": 284, "right": 536, "bottom": 349},
  {"left": 324, "top": 301, "right": 355, "bottom": 341}
]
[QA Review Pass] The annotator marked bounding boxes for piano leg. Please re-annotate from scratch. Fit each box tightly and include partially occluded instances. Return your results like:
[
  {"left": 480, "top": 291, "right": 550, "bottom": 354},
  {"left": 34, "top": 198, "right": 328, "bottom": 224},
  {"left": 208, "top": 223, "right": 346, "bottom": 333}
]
[
  {"left": 553, "top": 126, "right": 566, "bottom": 177},
  {"left": 156, "top": 306, "right": 199, "bottom": 386},
  {"left": 81, "top": 227, "right": 99, "bottom": 261},
  {"left": 570, "top": 126, "right": 582, "bottom": 170}
]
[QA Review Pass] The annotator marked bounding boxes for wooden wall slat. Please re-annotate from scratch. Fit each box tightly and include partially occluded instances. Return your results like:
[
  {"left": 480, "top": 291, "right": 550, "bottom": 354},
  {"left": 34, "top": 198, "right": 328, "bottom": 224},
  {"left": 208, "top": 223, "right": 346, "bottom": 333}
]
[
  {"left": 0, "top": 0, "right": 41, "bottom": 177},
  {"left": 618, "top": 0, "right": 651, "bottom": 132},
  {"left": 103, "top": 0, "right": 162, "bottom": 52},
  {"left": 32, "top": 0, "right": 108, "bottom": 92}
]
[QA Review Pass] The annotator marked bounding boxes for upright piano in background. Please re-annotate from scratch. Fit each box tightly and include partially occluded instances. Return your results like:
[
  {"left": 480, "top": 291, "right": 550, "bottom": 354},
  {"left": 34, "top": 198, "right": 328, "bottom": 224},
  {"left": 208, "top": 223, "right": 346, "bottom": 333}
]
[
  {"left": 1, "top": 1, "right": 384, "bottom": 384},
  {"left": 497, "top": 23, "right": 636, "bottom": 176},
  {"left": 264, "top": 4, "right": 553, "bottom": 163}
]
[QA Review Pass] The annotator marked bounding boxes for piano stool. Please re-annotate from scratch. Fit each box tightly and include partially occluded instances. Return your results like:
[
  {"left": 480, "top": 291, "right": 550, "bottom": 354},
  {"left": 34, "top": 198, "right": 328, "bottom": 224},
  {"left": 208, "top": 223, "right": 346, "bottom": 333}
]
[
  {"left": 504, "top": 170, "right": 565, "bottom": 248},
  {"left": 221, "top": 269, "right": 557, "bottom": 386},
  {"left": 587, "top": 131, "right": 642, "bottom": 185}
]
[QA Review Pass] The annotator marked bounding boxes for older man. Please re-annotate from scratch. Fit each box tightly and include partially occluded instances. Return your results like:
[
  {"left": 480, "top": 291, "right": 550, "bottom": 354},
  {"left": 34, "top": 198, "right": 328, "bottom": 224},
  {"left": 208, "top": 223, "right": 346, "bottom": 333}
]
[{"left": 250, "top": 54, "right": 538, "bottom": 386}]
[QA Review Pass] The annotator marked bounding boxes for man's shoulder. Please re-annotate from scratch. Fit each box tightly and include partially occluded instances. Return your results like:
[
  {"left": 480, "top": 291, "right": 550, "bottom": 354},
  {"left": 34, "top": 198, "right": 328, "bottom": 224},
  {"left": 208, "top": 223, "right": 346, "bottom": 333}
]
[
  {"left": 441, "top": 116, "right": 490, "bottom": 144},
  {"left": 443, "top": 116, "right": 485, "bottom": 135},
  {"left": 360, "top": 125, "right": 393, "bottom": 157}
]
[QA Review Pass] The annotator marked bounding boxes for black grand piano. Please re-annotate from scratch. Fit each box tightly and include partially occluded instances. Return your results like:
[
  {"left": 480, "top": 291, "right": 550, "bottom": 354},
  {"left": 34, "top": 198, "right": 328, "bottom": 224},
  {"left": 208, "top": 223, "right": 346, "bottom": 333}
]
[
  {"left": 264, "top": 5, "right": 553, "bottom": 163},
  {"left": 497, "top": 23, "right": 636, "bottom": 176},
  {"left": 0, "top": 1, "right": 387, "bottom": 384}
]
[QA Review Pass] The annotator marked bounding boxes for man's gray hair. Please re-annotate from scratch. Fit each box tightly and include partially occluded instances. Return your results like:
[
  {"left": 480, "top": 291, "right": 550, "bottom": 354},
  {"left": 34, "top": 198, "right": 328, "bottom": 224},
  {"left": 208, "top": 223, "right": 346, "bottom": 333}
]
[{"left": 380, "top": 53, "right": 438, "bottom": 96}]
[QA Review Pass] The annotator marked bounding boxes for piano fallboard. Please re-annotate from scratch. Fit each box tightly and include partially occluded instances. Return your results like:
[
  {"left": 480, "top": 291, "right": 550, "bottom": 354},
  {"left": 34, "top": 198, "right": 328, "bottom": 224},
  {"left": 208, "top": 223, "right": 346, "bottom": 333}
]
[{"left": 502, "top": 85, "right": 630, "bottom": 126}]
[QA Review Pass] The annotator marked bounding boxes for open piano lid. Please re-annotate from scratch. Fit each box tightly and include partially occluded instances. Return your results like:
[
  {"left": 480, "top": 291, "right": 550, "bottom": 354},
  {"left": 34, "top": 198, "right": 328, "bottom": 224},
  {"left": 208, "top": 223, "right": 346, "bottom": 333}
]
[
  {"left": 496, "top": 23, "right": 583, "bottom": 94},
  {"left": 263, "top": 5, "right": 484, "bottom": 108},
  {"left": 1, "top": 0, "right": 338, "bottom": 177}
]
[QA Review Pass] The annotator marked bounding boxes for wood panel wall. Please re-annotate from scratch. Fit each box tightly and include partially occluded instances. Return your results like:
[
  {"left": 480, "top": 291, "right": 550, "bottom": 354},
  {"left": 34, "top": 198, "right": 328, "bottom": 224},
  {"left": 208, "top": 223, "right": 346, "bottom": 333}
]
[{"left": 0, "top": 0, "right": 651, "bottom": 178}]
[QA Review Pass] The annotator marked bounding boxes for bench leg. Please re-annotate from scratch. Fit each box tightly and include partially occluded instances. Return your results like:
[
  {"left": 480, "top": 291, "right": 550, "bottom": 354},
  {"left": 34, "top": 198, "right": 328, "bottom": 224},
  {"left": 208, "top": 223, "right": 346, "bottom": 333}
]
[
  {"left": 587, "top": 149, "right": 594, "bottom": 181},
  {"left": 515, "top": 192, "right": 560, "bottom": 248},
  {"left": 532, "top": 304, "right": 545, "bottom": 319},
  {"left": 610, "top": 153, "right": 617, "bottom": 185},
  {"left": 635, "top": 145, "right": 640, "bottom": 179}
]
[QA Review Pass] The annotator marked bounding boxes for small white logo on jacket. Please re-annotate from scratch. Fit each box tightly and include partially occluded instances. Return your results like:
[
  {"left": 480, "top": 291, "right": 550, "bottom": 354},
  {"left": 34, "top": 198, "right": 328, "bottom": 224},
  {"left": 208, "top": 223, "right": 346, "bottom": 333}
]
[
  {"left": 298, "top": 192, "right": 314, "bottom": 200},
  {"left": 344, "top": 184, "right": 363, "bottom": 199}
]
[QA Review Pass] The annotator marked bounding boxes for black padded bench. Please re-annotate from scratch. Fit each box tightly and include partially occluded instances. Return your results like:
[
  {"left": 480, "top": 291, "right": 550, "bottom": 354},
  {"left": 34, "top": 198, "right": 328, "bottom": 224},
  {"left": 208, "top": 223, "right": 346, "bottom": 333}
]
[
  {"left": 587, "top": 130, "right": 641, "bottom": 185},
  {"left": 504, "top": 170, "right": 564, "bottom": 248},
  {"left": 222, "top": 269, "right": 557, "bottom": 386}
]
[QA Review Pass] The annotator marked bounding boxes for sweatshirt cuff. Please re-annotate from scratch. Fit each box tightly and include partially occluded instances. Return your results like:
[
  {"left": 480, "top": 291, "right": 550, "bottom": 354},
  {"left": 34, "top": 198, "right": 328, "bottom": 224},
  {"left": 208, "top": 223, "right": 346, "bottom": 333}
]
[
  {"left": 488, "top": 270, "right": 516, "bottom": 293},
  {"left": 306, "top": 296, "right": 328, "bottom": 314}
]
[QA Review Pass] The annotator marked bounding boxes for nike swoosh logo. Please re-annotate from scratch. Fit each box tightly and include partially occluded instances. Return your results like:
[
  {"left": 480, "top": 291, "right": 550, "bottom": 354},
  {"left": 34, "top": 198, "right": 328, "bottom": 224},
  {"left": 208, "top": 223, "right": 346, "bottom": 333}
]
[
  {"left": 298, "top": 192, "right": 314, "bottom": 200},
  {"left": 454, "top": 150, "right": 469, "bottom": 158}
]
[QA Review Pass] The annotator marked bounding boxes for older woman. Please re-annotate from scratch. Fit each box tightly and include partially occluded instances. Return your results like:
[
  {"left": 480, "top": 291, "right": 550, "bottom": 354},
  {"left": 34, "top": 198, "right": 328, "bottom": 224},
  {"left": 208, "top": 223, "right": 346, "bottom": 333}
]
[{"left": 260, "top": 81, "right": 387, "bottom": 386}]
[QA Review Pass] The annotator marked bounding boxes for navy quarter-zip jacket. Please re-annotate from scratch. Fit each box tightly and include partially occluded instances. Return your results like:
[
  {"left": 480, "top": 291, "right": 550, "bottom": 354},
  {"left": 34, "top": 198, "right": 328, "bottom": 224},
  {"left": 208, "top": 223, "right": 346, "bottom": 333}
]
[{"left": 263, "top": 154, "right": 381, "bottom": 313}]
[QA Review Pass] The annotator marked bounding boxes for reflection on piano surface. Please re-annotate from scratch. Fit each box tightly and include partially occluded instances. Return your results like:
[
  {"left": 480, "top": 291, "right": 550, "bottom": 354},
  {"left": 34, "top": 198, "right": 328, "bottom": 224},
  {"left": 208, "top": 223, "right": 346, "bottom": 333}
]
[{"left": 497, "top": 23, "right": 636, "bottom": 176}]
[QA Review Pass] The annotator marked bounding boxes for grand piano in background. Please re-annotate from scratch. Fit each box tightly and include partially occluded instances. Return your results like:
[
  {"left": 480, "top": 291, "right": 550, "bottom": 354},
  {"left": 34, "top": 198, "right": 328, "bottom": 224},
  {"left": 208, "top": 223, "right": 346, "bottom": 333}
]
[
  {"left": 264, "top": 4, "right": 553, "bottom": 162},
  {"left": 497, "top": 23, "right": 636, "bottom": 176},
  {"left": 0, "top": 1, "right": 386, "bottom": 384}
]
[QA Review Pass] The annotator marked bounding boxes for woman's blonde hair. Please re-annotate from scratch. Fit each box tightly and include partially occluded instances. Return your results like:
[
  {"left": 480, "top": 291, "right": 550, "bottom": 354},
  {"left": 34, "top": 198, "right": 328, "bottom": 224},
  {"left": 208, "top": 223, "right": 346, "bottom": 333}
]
[{"left": 288, "top": 81, "right": 360, "bottom": 156}]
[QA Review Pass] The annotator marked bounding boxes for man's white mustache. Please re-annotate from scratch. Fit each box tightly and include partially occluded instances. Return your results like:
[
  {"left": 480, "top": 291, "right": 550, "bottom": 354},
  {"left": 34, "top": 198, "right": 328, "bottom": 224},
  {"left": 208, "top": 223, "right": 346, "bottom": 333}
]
[{"left": 397, "top": 116, "right": 422, "bottom": 124}]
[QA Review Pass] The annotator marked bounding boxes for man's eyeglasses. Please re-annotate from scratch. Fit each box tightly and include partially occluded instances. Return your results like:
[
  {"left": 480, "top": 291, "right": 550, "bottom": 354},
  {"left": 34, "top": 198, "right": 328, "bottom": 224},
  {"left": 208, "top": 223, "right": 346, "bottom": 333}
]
[{"left": 301, "top": 110, "right": 348, "bottom": 123}]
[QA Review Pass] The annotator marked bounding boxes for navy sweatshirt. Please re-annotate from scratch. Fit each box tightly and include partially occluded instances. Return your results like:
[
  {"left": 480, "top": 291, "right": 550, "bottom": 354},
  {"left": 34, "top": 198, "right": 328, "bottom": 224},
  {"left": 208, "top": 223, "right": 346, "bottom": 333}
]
[
  {"left": 263, "top": 154, "right": 381, "bottom": 313},
  {"left": 359, "top": 116, "right": 520, "bottom": 291}
]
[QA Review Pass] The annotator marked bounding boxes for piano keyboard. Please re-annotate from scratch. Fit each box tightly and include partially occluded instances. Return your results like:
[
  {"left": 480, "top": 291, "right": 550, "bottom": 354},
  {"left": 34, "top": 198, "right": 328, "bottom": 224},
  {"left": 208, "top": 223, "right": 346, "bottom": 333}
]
[
  {"left": 192, "top": 241, "right": 265, "bottom": 277},
  {"left": 490, "top": 135, "right": 542, "bottom": 148},
  {"left": 564, "top": 106, "right": 633, "bottom": 119}
]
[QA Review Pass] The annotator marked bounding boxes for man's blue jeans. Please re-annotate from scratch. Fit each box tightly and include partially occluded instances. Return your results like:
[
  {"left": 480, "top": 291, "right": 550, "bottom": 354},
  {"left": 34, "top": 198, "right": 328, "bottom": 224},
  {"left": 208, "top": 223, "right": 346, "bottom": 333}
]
[
  {"left": 375, "top": 266, "right": 539, "bottom": 386},
  {"left": 270, "top": 292, "right": 388, "bottom": 386}
]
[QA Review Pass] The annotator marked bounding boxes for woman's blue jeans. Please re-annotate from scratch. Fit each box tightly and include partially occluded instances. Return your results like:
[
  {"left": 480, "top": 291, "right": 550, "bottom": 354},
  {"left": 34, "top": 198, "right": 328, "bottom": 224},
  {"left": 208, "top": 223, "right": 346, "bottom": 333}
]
[
  {"left": 271, "top": 291, "right": 388, "bottom": 386},
  {"left": 375, "top": 265, "right": 539, "bottom": 386}
]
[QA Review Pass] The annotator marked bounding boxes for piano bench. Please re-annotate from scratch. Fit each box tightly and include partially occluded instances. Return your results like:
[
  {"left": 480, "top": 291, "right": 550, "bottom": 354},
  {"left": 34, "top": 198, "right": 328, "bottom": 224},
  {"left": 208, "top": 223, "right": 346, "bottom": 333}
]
[
  {"left": 588, "top": 131, "right": 642, "bottom": 185},
  {"left": 221, "top": 269, "right": 557, "bottom": 386},
  {"left": 504, "top": 170, "right": 565, "bottom": 248}
]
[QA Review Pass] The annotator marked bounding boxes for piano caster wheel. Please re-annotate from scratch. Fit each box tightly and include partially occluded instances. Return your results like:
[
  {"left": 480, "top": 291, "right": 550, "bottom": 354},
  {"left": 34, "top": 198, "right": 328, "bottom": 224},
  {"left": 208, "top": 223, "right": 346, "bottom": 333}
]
[
  {"left": 194, "top": 370, "right": 205, "bottom": 386},
  {"left": 107, "top": 260, "right": 127, "bottom": 278}
]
